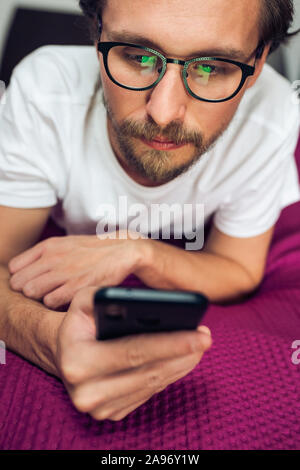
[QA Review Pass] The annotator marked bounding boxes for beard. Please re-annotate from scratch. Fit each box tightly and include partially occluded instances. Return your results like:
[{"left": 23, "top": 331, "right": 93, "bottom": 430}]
[{"left": 101, "top": 90, "right": 230, "bottom": 184}]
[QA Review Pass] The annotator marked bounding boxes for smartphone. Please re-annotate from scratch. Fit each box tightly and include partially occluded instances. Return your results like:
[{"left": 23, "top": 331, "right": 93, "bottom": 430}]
[{"left": 94, "top": 287, "right": 209, "bottom": 340}]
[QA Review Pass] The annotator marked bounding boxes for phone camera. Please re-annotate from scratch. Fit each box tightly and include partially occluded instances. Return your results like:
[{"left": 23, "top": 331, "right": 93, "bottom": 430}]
[{"left": 105, "top": 304, "right": 127, "bottom": 320}]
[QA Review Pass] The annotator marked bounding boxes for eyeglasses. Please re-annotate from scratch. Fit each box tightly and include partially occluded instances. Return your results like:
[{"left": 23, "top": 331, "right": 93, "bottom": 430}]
[{"left": 97, "top": 41, "right": 264, "bottom": 103}]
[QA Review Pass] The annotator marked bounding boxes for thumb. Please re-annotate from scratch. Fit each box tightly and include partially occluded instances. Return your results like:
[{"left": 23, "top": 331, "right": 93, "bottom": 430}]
[
  {"left": 197, "top": 325, "right": 211, "bottom": 336},
  {"left": 196, "top": 325, "right": 212, "bottom": 350}
]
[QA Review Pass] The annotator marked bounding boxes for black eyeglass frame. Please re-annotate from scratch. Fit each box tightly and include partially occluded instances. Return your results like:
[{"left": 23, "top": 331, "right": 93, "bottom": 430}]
[{"left": 97, "top": 41, "right": 264, "bottom": 103}]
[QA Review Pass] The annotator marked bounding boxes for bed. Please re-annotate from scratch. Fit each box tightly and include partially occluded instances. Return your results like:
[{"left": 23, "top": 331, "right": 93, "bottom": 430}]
[{"left": 0, "top": 136, "right": 299, "bottom": 450}]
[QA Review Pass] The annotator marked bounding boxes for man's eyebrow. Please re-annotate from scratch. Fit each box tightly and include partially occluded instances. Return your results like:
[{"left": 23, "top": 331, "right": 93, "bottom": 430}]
[{"left": 106, "top": 30, "right": 251, "bottom": 62}]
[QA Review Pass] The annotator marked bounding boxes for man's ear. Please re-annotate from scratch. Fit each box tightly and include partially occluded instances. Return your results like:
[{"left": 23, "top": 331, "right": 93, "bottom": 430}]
[{"left": 245, "top": 42, "right": 271, "bottom": 89}]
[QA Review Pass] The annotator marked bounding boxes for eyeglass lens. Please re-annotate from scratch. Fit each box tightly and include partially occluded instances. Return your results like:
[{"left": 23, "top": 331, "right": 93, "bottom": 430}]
[{"left": 107, "top": 45, "right": 244, "bottom": 100}]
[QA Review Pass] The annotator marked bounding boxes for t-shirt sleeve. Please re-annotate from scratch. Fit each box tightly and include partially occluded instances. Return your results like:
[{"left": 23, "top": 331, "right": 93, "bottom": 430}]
[
  {"left": 213, "top": 108, "right": 300, "bottom": 238},
  {"left": 0, "top": 48, "right": 69, "bottom": 208}
]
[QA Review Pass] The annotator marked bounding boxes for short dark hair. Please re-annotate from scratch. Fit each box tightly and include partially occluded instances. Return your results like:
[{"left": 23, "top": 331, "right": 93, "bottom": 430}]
[{"left": 79, "top": 0, "right": 300, "bottom": 56}]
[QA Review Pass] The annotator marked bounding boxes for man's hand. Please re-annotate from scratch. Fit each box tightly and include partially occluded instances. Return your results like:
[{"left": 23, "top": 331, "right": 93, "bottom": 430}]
[
  {"left": 8, "top": 233, "right": 148, "bottom": 309},
  {"left": 55, "top": 286, "right": 212, "bottom": 422},
  {"left": 8, "top": 221, "right": 273, "bottom": 307}
]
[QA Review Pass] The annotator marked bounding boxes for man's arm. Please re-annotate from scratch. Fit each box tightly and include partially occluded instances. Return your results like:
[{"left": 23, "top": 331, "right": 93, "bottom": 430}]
[
  {"left": 0, "top": 206, "right": 212, "bottom": 421},
  {"left": 135, "top": 223, "right": 275, "bottom": 303},
  {"left": 8, "top": 223, "right": 275, "bottom": 306},
  {"left": 0, "top": 206, "right": 63, "bottom": 376}
]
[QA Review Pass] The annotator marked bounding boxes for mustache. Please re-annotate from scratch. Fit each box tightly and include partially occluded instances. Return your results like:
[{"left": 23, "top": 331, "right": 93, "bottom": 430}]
[{"left": 118, "top": 118, "right": 204, "bottom": 147}]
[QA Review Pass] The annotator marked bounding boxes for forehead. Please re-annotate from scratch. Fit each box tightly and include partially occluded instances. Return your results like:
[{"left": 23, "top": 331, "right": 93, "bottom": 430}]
[{"left": 102, "top": 0, "right": 260, "bottom": 57}]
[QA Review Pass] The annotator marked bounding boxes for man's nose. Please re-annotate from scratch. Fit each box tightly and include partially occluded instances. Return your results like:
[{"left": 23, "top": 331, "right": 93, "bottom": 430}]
[{"left": 145, "top": 64, "right": 189, "bottom": 128}]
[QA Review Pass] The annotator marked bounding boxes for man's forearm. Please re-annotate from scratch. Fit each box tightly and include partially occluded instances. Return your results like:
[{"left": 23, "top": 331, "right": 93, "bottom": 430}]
[
  {"left": 135, "top": 240, "right": 259, "bottom": 303},
  {"left": 0, "top": 264, "right": 64, "bottom": 377}
]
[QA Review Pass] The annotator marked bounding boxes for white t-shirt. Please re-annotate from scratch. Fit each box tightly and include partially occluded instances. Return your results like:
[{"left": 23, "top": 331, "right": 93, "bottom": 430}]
[{"left": 0, "top": 45, "right": 299, "bottom": 240}]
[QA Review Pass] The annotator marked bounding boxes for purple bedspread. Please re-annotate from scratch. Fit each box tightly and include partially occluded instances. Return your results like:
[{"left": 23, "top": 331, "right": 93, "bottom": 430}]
[{"left": 1, "top": 137, "right": 300, "bottom": 450}]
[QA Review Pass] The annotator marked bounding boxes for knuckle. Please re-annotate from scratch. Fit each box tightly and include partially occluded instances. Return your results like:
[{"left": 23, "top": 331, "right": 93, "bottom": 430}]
[
  {"left": 43, "top": 295, "right": 55, "bottom": 308},
  {"left": 173, "top": 334, "right": 195, "bottom": 356},
  {"left": 183, "top": 335, "right": 202, "bottom": 355},
  {"left": 90, "top": 408, "right": 111, "bottom": 421},
  {"left": 72, "top": 389, "right": 108, "bottom": 414},
  {"left": 9, "top": 276, "right": 19, "bottom": 290},
  {"left": 23, "top": 283, "right": 35, "bottom": 297},
  {"left": 145, "top": 369, "right": 162, "bottom": 391},
  {"left": 72, "top": 393, "right": 92, "bottom": 413},
  {"left": 125, "top": 341, "right": 145, "bottom": 368},
  {"left": 60, "top": 361, "right": 83, "bottom": 386},
  {"left": 84, "top": 391, "right": 108, "bottom": 411},
  {"left": 42, "top": 237, "right": 60, "bottom": 254}
]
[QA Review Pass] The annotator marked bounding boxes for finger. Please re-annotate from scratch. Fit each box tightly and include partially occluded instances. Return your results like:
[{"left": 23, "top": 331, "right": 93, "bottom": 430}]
[
  {"left": 70, "top": 348, "right": 204, "bottom": 415},
  {"left": 106, "top": 396, "right": 151, "bottom": 421},
  {"left": 72, "top": 287, "right": 213, "bottom": 343},
  {"left": 66, "top": 328, "right": 212, "bottom": 382},
  {"left": 197, "top": 325, "right": 212, "bottom": 336},
  {"left": 103, "top": 328, "right": 211, "bottom": 374},
  {"left": 44, "top": 274, "right": 93, "bottom": 309},
  {"left": 88, "top": 353, "right": 201, "bottom": 420},
  {"left": 92, "top": 395, "right": 151, "bottom": 422},
  {"left": 107, "top": 354, "right": 202, "bottom": 421},
  {"left": 22, "top": 272, "right": 68, "bottom": 300},
  {"left": 8, "top": 243, "right": 44, "bottom": 274},
  {"left": 9, "top": 259, "right": 50, "bottom": 291},
  {"left": 68, "top": 285, "right": 100, "bottom": 316},
  {"left": 62, "top": 286, "right": 212, "bottom": 380}
]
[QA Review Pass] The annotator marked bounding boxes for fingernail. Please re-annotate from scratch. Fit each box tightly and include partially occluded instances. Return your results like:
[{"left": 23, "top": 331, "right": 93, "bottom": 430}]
[{"left": 197, "top": 325, "right": 211, "bottom": 336}]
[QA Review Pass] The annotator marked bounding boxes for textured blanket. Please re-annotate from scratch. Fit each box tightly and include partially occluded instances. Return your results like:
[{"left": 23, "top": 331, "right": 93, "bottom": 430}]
[{"left": 0, "top": 137, "right": 300, "bottom": 450}]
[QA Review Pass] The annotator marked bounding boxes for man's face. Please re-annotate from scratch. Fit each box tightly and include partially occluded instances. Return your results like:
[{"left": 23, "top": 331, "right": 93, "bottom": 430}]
[{"left": 97, "top": 0, "right": 267, "bottom": 186}]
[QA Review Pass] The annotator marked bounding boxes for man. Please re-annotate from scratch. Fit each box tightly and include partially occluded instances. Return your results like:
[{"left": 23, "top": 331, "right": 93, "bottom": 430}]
[{"left": 0, "top": 0, "right": 299, "bottom": 421}]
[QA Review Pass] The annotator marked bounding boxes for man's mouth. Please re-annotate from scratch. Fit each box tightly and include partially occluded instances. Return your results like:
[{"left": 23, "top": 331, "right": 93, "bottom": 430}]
[{"left": 140, "top": 137, "right": 187, "bottom": 150}]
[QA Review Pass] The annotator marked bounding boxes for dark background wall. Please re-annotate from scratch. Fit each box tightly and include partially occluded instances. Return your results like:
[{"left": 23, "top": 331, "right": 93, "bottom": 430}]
[{"left": 0, "top": 8, "right": 93, "bottom": 85}]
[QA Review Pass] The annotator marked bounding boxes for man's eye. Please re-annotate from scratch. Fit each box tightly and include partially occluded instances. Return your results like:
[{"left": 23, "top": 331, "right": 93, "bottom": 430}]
[
  {"left": 196, "top": 64, "right": 215, "bottom": 74},
  {"left": 128, "top": 54, "right": 157, "bottom": 66},
  {"left": 141, "top": 56, "right": 157, "bottom": 65}
]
